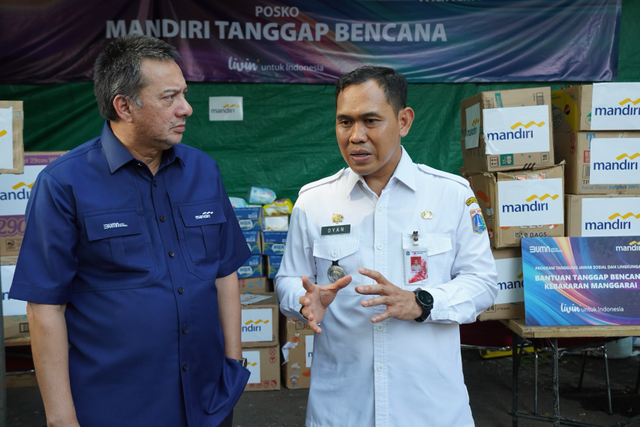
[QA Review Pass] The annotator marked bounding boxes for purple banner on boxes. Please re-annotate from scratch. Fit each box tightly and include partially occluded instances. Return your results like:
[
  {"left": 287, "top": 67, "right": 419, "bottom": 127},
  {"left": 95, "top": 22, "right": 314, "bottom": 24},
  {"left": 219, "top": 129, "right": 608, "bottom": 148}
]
[
  {"left": 0, "top": 0, "right": 620, "bottom": 83},
  {"left": 522, "top": 237, "right": 640, "bottom": 326}
]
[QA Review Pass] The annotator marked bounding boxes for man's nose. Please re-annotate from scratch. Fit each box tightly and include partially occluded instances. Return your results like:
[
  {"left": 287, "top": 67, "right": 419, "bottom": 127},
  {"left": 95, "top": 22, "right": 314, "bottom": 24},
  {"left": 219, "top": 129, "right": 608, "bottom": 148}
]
[
  {"left": 349, "top": 122, "right": 366, "bottom": 143},
  {"left": 178, "top": 97, "right": 193, "bottom": 118}
]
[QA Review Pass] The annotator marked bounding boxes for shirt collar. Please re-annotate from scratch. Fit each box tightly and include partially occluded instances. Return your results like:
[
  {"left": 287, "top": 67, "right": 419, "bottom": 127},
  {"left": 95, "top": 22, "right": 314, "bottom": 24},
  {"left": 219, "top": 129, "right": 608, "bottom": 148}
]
[
  {"left": 344, "top": 146, "right": 417, "bottom": 196},
  {"left": 100, "top": 121, "right": 183, "bottom": 173}
]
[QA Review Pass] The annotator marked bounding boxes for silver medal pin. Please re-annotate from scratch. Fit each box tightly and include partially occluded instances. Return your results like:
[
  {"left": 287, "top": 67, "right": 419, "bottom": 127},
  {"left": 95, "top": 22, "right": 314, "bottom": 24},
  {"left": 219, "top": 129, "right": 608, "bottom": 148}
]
[{"left": 327, "top": 260, "right": 347, "bottom": 283}]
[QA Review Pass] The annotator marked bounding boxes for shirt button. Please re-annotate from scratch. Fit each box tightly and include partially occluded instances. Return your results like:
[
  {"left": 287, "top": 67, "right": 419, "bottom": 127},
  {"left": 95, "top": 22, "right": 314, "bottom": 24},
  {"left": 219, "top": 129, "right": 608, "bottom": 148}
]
[
  {"left": 137, "top": 163, "right": 142, "bottom": 167},
  {"left": 377, "top": 365, "right": 384, "bottom": 372},
  {"left": 169, "top": 251, "right": 175, "bottom": 258},
  {"left": 182, "top": 364, "right": 188, "bottom": 372},
  {"left": 153, "top": 180, "right": 158, "bottom": 187},
  {"left": 182, "top": 326, "right": 189, "bottom": 334},
  {"left": 376, "top": 324, "right": 383, "bottom": 331},
  {"left": 331, "top": 250, "right": 338, "bottom": 258},
  {"left": 160, "top": 215, "right": 166, "bottom": 222},
  {"left": 178, "top": 287, "right": 184, "bottom": 294},
  {"left": 377, "top": 243, "right": 383, "bottom": 250},
  {"left": 377, "top": 205, "right": 383, "bottom": 211}
]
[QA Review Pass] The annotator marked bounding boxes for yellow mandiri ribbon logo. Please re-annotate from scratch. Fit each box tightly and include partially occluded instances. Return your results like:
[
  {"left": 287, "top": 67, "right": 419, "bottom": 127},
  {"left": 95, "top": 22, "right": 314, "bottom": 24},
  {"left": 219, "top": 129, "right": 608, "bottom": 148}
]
[
  {"left": 616, "top": 153, "right": 640, "bottom": 160},
  {"left": 525, "top": 194, "right": 559, "bottom": 202},
  {"left": 244, "top": 319, "right": 270, "bottom": 325},
  {"left": 12, "top": 182, "right": 34, "bottom": 190},
  {"left": 619, "top": 98, "right": 640, "bottom": 106},
  {"left": 608, "top": 212, "right": 640, "bottom": 220},
  {"left": 510, "top": 121, "right": 546, "bottom": 130}
]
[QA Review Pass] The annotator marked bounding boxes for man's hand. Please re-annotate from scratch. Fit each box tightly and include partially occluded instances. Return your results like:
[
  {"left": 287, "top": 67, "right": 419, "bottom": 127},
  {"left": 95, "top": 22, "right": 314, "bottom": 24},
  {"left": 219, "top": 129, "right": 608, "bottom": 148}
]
[
  {"left": 299, "top": 275, "right": 352, "bottom": 334},
  {"left": 355, "top": 268, "right": 423, "bottom": 323}
]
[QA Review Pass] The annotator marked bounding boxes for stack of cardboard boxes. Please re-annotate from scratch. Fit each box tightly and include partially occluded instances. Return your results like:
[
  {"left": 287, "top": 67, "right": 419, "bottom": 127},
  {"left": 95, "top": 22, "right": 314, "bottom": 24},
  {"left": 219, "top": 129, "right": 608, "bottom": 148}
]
[
  {"left": 240, "top": 293, "right": 281, "bottom": 391},
  {"left": 552, "top": 84, "right": 640, "bottom": 237},
  {"left": 460, "top": 87, "right": 564, "bottom": 320}
]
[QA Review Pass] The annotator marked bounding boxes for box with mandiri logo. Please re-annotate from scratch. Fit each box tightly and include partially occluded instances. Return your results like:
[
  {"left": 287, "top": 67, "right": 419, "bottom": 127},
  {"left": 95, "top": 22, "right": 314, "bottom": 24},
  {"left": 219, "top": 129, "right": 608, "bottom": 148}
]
[
  {"left": 478, "top": 247, "right": 525, "bottom": 321},
  {"left": 241, "top": 293, "right": 279, "bottom": 348},
  {"left": 460, "top": 87, "right": 553, "bottom": 173},
  {"left": 552, "top": 83, "right": 640, "bottom": 133},
  {"left": 467, "top": 164, "right": 565, "bottom": 248},
  {"left": 554, "top": 131, "right": 640, "bottom": 195},
  {"left": 565, "top": 194, "right": 640, "bottom": 237}
]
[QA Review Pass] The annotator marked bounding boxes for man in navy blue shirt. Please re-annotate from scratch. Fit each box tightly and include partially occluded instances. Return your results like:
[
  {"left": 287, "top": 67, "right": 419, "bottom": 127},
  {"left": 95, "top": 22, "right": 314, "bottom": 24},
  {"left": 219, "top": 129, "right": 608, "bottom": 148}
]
[{"left": 10, "top": 35, "right": 251, "bottom": 427}]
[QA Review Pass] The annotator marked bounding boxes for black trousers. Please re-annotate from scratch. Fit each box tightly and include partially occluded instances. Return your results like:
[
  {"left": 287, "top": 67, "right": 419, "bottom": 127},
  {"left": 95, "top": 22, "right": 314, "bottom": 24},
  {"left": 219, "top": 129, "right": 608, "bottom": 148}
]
[{"left": 218, "top": 410, "right": 234, "bottom": 427}]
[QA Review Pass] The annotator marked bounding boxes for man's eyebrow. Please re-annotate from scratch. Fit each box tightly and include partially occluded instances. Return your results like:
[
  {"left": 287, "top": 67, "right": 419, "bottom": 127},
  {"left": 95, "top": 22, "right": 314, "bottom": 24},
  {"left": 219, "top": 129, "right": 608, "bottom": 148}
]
[{"left": 336, "top": 111, "right": 381, "bottom": 120}]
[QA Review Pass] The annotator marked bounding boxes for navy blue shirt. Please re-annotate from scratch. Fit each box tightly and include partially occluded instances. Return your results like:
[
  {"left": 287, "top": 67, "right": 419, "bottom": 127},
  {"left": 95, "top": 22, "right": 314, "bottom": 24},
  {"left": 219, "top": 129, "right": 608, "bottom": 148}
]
[{"left": 10, "top": 122, "right": 251, "bottom": 427}]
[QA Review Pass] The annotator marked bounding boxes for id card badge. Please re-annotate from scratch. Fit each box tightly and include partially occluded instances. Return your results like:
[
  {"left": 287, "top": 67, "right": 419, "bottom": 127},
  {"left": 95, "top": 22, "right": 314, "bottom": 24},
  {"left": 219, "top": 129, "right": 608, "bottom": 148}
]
[{"left": 403, "top": 231, "right": 428, "bottom": 286}]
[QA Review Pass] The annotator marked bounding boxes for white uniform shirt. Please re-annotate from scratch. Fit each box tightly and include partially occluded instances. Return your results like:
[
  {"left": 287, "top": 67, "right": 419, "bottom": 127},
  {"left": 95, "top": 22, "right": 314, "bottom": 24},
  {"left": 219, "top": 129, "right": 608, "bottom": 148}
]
[{"left": 276, "top": 149, "right": 498, "bottom": 427}]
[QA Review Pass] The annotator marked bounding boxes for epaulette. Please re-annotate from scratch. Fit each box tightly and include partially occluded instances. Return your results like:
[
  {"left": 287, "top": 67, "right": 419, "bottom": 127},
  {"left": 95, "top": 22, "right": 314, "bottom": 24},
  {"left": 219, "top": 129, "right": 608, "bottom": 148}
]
[
  {"left": 416, "top": 164, "right": 470, "bottom": 188},
  {"left": 299, "top": 168, "right": 346, "bottom": 195}
]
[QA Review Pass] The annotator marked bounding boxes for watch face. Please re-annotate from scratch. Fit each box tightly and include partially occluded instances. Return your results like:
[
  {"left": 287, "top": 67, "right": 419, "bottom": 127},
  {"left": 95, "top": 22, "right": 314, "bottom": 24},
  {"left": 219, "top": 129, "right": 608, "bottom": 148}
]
[{"left": 417, "top": 290, "right": 434, "bottom": 306}]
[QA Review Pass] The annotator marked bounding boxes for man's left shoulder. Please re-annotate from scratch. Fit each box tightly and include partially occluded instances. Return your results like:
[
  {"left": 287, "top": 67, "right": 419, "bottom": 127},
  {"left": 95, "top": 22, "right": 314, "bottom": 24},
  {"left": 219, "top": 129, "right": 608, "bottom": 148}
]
[{"left": 416, "top": 164, "right": 470, "bottom": 189}]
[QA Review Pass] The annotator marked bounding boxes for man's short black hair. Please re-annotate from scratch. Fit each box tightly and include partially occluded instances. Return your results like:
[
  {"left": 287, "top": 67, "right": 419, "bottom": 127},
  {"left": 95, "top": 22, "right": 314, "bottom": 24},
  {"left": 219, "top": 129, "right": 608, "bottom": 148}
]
[
  {"left": 335, "top": 66, "right": 408, "bottom": 115},
  {"left": 93, "top": 34, "right": 180, "bottom": 122}
]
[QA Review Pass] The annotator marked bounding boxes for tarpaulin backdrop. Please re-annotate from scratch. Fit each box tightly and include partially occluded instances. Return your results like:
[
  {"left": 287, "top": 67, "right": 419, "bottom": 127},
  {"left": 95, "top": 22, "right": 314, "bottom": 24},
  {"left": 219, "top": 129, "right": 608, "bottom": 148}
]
[
  {"left": 1, "top": 0, "right": 638, "bottom": 202},
  {"left": 0, "top": 0, "right": 621, "bottom": 84}
]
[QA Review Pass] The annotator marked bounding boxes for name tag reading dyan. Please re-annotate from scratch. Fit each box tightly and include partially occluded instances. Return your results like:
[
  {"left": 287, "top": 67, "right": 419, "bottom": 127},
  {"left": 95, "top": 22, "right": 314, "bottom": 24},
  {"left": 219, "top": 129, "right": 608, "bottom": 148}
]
[{"left": 321, "top": 225, "right": 351, "bottom": 235}]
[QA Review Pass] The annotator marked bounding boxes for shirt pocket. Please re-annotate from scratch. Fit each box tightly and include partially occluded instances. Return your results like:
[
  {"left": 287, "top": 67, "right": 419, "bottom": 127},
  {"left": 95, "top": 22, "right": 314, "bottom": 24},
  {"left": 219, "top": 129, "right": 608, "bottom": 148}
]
[
  {"left": 177, "top": 201, "right": 227, "bottom": 278},
  {"left": 312, "top": 237, "right": 360, "bottom": 295},
  {"left": 425, "top": 233, "right": 454, "bottom": 286},
  {"left": 84, "top": 211, "right": 152, "bottom": 273}
]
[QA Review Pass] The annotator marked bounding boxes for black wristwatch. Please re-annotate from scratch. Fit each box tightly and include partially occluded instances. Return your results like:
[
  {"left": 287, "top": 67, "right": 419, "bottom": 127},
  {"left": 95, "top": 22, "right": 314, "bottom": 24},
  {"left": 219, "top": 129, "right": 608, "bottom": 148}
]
[
  {"left": 231, "top": 358, "right": 248, "bottom": 368},
  {"left": 413, "top": 288, "right": 434, "bottom": 322}
]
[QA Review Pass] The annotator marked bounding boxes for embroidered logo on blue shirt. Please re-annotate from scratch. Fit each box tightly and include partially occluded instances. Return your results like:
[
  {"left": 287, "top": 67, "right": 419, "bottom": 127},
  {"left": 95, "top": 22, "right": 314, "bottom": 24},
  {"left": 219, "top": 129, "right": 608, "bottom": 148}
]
[
  {"left": 195, "top": 211, "right": 213, "bottom": 219},
  {"left": 103, "top": 222, "right": 128, "bottom": 230}
]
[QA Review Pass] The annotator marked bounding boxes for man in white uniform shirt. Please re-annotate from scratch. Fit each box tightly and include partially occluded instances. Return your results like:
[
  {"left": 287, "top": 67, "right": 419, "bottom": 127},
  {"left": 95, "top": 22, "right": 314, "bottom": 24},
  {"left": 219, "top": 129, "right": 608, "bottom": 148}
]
[{"left": 275, "top": 66, "right": 498, "bottom": 427}]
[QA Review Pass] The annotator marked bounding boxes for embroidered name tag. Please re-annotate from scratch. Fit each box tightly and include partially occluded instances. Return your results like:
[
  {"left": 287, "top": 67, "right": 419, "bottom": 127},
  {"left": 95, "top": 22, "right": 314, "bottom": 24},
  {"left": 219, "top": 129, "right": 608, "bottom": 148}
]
[{"left": 321, "top": 225, "right": 351, "bottom": 235}]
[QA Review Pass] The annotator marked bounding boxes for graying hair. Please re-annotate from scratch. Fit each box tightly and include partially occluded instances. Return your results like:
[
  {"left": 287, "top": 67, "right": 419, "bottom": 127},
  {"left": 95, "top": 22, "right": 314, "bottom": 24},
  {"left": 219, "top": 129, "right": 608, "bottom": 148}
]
[{"left": 93, "top": 34, "right": 180, "bottom": 121}]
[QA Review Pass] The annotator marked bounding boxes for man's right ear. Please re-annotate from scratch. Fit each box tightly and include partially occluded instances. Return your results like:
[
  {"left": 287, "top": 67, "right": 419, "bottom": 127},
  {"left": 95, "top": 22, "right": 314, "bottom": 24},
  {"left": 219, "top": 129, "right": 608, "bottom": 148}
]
[{"left": 112, "top": 95, "right": 134, "bottom": 123}]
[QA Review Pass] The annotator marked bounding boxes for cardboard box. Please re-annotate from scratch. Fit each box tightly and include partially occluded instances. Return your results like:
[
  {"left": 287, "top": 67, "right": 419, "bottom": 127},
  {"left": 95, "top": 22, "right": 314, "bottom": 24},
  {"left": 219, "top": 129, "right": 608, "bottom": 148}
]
[
  {"left": 237, "top": 255, "right": 263, "bottom": 279},
  {"left": 1, "top": 264, "right": 29, "bottom": 339},
  {"left": 280, "top": 317, "right": 314, "bottom": 389},
  {"left": 242, "top": 344, "right": 281, "bottom": 392},
  {"left": 478, "top": 247, "right": 524, "bottom": 321},
  {"left": 262, "top": 231, "right": 287, "bottom": 256},
  {"left": 264, "top": 215, "right": 289, "bottom": 231},
  {"left": 266, "top": 256, "right": 282, "bottom": 279},
  {"left": 0, "top": 101, "right": 24, "bottom": 174},
  {"left": 238, "top": 276, "right": 270, "bottom": 293},
  {"left": 565, "top": 194, "right": 640, "bottom": 237},
  {"left": 243, "top": 230, "right": 262, "bottom": 255},
  {"left": 460, "top": 87, "right": 553, "bottom": 172},
  {"left": 552, "top": 85, "right": 593, "bottom": 132},
  {"left": 554, "top": 131, "right": 640, "bottom": 195},
  {"left": 241, "top": 293, "right": 279, "bottom": 347},
  {"left": 0, "top": 152, "right": 66, "bottom": 257},
  {"left": 467, "top": 164, "right": 565, "bottom": 248},
  {"left": 552, "top": 83, "right": 640, "bottom": 132},
  {"left": 234, "top": 207, "right": 263, "bottom": 231}
]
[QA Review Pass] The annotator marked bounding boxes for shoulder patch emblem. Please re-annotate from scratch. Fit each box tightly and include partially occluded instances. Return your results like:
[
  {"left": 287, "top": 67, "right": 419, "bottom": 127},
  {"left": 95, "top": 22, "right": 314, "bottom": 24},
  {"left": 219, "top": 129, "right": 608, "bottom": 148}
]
[
  {"left": 466, "top": 197, "right": 478, "bottom": 206},
  {"left": 470, "top": 208, "right": 486, "bottom": 234}
]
